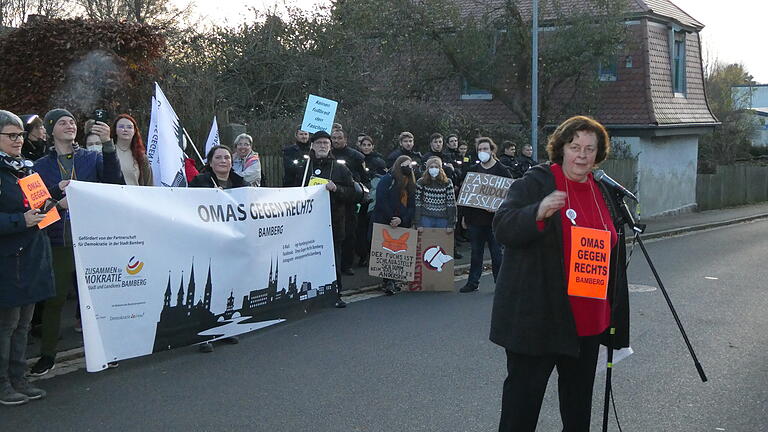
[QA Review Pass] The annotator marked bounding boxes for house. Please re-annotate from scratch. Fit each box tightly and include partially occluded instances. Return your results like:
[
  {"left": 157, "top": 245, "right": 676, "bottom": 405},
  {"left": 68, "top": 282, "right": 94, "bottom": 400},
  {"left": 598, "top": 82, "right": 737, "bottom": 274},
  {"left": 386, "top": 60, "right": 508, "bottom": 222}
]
[
  {"left": 448, "top": 0, "right": 719, "bottom": 217},
  {"left": 732, "top": 84, "right": 768, "bottom": 147}
]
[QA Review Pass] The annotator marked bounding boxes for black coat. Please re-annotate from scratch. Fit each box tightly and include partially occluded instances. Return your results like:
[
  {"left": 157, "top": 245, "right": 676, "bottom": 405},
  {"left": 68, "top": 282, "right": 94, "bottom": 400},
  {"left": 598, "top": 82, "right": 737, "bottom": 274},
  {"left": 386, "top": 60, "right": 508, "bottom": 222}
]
[
  {"left": 371, "top": 173, "right": 415, "bottom": 228},
  {"left": 282, "top": 141, "right": 311, "bottom": 187},
  {"left": 363, "top": 151, "right": 387, "bottom": 180},
  {"left": 490, "top": 164, "right": 630, "bottom": 357},
  {"left": 0, "top": 161, "right": 55, "bottom": 308},
  {"left": 189, "top": 169, "right": 247, "bottom": 189},
  {"left": 332, "top": 145, "right": 368, "bottom": 184},
  {"left": 296, "top": 154, "right": 357, "bottom": 242},
  {"left": 386, "top": 147, "right": 423, "bottom": 169},
  {"left": 498, "top": 154, "right": 523, "bottom": 179}
]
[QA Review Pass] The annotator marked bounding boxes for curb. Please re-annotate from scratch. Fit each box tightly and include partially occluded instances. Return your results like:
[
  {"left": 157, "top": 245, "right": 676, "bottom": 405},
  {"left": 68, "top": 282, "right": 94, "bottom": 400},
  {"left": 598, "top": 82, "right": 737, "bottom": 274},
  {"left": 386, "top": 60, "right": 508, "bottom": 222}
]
[{"left": 636, "top": 213, "right": 768, "bottom": 241}]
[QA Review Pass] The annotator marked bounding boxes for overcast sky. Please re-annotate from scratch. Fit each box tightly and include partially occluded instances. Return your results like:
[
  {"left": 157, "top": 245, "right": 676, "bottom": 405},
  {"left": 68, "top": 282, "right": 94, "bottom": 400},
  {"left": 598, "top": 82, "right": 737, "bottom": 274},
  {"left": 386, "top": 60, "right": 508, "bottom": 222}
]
[{"left": 188, "top": 0, "right": 768, "bottom": 83}]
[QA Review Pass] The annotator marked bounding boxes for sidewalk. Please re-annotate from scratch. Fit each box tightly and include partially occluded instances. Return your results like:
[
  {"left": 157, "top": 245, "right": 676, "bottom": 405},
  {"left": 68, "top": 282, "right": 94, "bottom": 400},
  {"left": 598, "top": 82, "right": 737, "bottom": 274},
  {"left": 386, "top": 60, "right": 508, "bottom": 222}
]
[{"left": 26, "top": 202, "right": 768, "bottom": 361}]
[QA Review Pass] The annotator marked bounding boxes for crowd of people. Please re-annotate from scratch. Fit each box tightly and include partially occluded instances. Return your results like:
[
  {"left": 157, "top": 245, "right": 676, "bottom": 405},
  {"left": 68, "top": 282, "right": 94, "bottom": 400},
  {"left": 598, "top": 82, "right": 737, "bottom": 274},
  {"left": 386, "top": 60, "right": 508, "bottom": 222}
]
[{"left": 2, "top": 105, "right": 630, "bottom": 432}]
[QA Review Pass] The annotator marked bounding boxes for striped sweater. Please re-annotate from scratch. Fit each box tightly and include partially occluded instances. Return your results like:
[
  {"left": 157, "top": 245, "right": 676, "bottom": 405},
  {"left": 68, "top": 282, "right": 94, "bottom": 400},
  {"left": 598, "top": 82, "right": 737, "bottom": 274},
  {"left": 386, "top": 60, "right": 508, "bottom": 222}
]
[{"left": 414, "top": 179, "right": 457, "bottom": 226}]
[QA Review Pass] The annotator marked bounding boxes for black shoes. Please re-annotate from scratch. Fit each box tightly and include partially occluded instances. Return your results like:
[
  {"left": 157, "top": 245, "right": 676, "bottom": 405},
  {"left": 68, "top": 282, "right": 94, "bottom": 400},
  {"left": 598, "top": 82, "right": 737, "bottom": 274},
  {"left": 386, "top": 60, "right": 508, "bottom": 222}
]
[
  {"left": 335, "top": 299, "right": 347, "bottom": 308},
  {"left": 459, "top": 283, "right": 478, "bottom": 293},
  {"left": 198, "top": 342, "right": 214, "bottom": 353},
  {"left": 28, "top": 355, "right": 55, "bottom": 377},
  {"left": 454, "top": 251, "right": 463, "bottom": 259},
  {"left": 358, "top": 257, "right": 369, "bottom": 267},
  {"left": 341, "top": 268, "right": 355, "bottom": 276}
]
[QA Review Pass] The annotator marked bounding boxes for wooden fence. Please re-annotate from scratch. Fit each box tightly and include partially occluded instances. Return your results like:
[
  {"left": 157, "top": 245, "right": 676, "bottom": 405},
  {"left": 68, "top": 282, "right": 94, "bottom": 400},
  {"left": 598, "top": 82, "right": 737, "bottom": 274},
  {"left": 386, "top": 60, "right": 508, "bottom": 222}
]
[{"left": 696, "top": 165, "right": 768, "bottom": 211}]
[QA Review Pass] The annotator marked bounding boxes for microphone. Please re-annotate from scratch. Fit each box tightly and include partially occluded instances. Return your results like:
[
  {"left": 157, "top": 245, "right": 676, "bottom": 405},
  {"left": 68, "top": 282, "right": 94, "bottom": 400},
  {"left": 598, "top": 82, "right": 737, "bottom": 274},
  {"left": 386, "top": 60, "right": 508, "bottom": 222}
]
[{"left": 594, "top": 170, "right": 638, "bottom": 202}]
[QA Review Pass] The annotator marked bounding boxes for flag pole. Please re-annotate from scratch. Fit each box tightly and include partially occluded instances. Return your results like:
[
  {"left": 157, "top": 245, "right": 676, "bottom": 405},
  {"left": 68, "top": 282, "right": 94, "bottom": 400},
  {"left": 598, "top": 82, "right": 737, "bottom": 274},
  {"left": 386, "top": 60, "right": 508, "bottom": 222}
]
[{"left": 182, "top": 127, "right": 206, "bottom": 165}]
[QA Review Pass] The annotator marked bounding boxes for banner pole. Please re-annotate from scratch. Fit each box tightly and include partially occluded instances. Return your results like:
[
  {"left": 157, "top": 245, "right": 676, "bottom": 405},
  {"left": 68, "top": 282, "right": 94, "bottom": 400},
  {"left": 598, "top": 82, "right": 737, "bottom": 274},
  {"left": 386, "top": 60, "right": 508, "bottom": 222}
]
[
  {"left": 301, "top": 155, "right": 311, "bottom": 186},
  {"left": 183, "top": 127, "right": 206, "bottom": 166}
]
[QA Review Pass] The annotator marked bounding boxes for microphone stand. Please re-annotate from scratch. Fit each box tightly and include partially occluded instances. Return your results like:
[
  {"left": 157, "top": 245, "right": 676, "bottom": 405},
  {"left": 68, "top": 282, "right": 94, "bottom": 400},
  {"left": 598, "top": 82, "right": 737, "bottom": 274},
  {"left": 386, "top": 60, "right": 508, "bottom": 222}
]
[{"left": 602, "top": 193, "right": 707, "bottom": 432}]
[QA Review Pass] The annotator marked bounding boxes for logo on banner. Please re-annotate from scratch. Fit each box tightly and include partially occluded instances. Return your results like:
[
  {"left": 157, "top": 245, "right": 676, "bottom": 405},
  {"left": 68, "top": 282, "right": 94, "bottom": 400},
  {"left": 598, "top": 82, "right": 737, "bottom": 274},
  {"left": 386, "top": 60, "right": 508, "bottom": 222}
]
[
  {"left": 423, "top": 246, "right": 453, "bottom": 272},
  {"left": 382, "top": 230, "right": 410, "bottom": 254},
  {"left": 126, "top": 256, "right": 145, "bottom": 275}
]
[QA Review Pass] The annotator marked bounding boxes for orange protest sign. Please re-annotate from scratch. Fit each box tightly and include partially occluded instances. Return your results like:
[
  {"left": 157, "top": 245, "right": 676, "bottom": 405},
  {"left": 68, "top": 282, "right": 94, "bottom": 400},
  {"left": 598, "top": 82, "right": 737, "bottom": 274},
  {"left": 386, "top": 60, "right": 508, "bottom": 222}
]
[
  {"left": 17, "top": 173, "right": 60, "bottom": 229},
  {"left": 567, "top": 226, "right": 611, "bottom": 300}
]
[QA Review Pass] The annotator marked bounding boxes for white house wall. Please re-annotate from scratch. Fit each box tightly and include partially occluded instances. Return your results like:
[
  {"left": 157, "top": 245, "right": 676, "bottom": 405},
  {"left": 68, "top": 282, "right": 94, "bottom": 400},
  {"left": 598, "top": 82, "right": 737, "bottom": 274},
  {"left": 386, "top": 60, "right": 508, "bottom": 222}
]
[{"left": 632, "top": 135, "right": 699, "bottom": 217}]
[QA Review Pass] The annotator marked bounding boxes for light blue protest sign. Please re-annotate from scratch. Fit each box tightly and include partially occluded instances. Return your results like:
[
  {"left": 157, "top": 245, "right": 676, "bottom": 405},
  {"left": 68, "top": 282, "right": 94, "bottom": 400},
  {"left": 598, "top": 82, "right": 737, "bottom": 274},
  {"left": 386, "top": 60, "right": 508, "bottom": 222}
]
[{"left": 300, "top": 94, "right": 338, "bottom": 133}]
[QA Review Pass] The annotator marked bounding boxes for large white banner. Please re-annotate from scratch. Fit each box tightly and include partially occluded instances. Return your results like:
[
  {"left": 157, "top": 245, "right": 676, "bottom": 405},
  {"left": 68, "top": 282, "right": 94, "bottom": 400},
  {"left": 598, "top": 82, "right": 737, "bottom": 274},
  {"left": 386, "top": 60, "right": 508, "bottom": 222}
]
[{"left": 67, "top": 182, "right": 337, "bottom": 372}]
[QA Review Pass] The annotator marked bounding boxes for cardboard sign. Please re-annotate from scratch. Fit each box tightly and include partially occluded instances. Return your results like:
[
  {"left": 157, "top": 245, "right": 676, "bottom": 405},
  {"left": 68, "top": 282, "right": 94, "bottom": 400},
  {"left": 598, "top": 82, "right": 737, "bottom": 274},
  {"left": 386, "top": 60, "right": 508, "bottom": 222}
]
[
  {"left": 407, "top": 228, "right": 455, "bottom": 292},
  {"left": 300, "top": 94, "right": 338, "bottom": 133},
  {"left": 368, "top": 223, "right": 418, "bottom": 282},
  {"left": 308, "top": 176, "right": 329, "bottom": 186},
  {"left": 17, "top": 173, "right": 60, "bottom": 229},
  {"left": 567, "top": 226, "right": 611, "bottom": 299},
  {"left": 456, "top": 172, "right": 514, "bottom": 212}
]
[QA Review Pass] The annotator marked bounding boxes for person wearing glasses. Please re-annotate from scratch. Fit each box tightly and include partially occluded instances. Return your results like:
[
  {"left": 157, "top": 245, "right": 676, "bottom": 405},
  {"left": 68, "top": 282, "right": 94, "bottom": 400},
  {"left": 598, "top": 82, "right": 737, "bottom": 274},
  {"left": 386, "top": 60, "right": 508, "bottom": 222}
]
[
  {"left": 29, "top": 109, "right": 123, "bottom": 377},
  {"left": 112, "top": 114, "right": 153, "bottom": 186},
  {"left": 0, "top": 110, "right": 55, "bottom": 406}
]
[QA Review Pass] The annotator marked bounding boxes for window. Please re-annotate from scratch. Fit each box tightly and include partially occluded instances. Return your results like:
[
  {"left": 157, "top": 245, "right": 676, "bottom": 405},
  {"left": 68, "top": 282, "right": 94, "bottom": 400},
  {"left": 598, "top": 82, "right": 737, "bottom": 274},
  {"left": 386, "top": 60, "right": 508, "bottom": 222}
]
[
  {"left": 599, "top": 60, "right": 618, "bottom": 81},
  {"left": 671, "top": 29, "right": 686, "bottom": 94},
  {"left": 460, "top": 77, "right": 493, "bottom": 100}
]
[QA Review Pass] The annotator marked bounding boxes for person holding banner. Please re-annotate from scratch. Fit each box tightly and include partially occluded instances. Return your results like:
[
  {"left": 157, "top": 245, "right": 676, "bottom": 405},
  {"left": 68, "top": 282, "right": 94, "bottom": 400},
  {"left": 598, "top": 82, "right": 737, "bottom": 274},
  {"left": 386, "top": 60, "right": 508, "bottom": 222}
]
[
  {"left": 371, "top": 155, "right": 416, "bottom": 295},
  {"left": 190, "top": 145, "right": 247, "bottom": 189},
  {"left": 459, "top": 138, "right": 510, "bottom": 293},
  {"left": 30, "top": 108, "right": 124, "bottom": 377},
  {"left": 296, "top": 130, "right": 358, "bottom": 308},
  {"left": 112, "top": 114, "right": 153, "bottom": 186},
  {"left": 490, "top": 116, "right": 630, "bottom": 432},
  {"left": 0, "top": 110, "right": 54, "bottom": 405},
  {"left": 232, "top": 133, "right": 261, "bottom": 187}
]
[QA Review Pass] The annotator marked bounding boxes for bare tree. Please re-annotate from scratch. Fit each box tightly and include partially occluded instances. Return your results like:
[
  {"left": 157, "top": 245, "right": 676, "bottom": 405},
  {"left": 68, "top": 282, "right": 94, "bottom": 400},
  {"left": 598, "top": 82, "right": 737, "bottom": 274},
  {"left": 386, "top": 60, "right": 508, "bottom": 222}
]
[{"left": 76, "top": 0, "right": 192, "bottom": 25}]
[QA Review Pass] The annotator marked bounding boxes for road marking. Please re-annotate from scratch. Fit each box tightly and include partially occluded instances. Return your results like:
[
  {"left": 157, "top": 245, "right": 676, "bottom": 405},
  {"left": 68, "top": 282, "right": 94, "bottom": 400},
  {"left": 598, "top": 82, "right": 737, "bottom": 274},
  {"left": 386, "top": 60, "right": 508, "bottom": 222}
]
[{"left": 704, "top": 276, "right": 718, "bottom": 280}]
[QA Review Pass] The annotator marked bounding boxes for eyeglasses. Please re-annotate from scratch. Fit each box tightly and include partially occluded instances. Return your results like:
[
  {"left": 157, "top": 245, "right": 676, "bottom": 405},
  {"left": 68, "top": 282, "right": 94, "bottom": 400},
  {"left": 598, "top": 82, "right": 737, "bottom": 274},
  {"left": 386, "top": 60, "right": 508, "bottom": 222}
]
[{"left": 0, "top": 132, "right": 25, "bottom": 141}]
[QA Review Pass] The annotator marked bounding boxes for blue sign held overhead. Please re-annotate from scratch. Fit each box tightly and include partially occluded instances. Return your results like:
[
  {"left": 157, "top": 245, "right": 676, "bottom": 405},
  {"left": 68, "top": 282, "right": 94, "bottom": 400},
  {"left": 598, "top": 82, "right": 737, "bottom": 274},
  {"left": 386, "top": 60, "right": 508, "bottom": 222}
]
[{"left": 300, "top": 94, "right": 338, "bottom": 133}]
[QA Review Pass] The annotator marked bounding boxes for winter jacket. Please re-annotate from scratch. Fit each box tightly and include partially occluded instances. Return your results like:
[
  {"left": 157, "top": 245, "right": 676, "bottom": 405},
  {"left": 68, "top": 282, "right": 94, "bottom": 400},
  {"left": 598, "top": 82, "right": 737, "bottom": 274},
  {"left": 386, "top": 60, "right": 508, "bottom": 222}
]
[
  {"left": 282, "top": 141, "right": 311, "bottom": 187},
  {"left": 371, "top": 173, "right": 415, "bottom": 229},
  {"left": 296, "top": 154, "right": 357, "bottom": 242},
  {"left": 363, "top": 151, "right": 387, "bottom": 180},
  {"left": 189, "top": 169, "right": 247, "bottom": 189},
  {"left": 33, "top": 145, "right": 124, "bottom": 246},
  {"left": 0, "top": 161, "right": 55, "bottom": 308},
  {"left": 498, "top": 154, "right": 523, "bottom": 179},
  {"left": 332, "top": 145, "right": 368, "bottom": 184},
  {"left": 232, "top": 151, "right": 261, "bottom": 186},
  {"left": 490, "top": 163, "right": 630, "bottom": 357}
]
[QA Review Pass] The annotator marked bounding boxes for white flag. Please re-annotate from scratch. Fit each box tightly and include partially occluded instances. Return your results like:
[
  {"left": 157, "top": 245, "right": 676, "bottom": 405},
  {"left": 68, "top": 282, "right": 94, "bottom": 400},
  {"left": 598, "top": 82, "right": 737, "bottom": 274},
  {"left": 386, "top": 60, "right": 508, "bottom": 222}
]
[
  {"left": 146, "top": 83, "right": 188, "bottom": 187},
  {"left": 203, "top": 116, "right": 220, "bottom": 162}
]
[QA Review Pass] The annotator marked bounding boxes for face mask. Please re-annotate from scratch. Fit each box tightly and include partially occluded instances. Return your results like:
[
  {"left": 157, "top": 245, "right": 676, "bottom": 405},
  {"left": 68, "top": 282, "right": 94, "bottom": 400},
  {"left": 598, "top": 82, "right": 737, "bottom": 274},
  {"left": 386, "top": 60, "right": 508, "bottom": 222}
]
[
  {"left": 428, "top": 167, "right": 440, "bottom": 178},
  {"left": 401, "top": 165, "right": 412, "bottom": 175},
  {"left": 87, "top": 144, "right": 103, "bottom": 153},
  {"left": 478, "top": 151, "right": 491, "bottom": 163}
]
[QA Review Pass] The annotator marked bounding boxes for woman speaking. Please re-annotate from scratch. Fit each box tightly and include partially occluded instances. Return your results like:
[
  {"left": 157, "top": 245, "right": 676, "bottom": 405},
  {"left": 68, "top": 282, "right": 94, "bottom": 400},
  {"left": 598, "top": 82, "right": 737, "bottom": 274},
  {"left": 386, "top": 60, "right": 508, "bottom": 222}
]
[{"left": 490, "top": 116, "right": 630, "bottom": 431}]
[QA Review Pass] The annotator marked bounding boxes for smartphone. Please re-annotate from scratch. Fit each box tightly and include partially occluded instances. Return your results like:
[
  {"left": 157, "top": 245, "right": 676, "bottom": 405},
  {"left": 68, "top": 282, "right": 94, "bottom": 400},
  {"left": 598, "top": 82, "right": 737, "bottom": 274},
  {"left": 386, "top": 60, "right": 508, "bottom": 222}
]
[
  {"left": 39, "top": 198, "right": 58, "bottom": 214},
  {"left": 93, "top": 109, "right": 108, "bottom": 123}
]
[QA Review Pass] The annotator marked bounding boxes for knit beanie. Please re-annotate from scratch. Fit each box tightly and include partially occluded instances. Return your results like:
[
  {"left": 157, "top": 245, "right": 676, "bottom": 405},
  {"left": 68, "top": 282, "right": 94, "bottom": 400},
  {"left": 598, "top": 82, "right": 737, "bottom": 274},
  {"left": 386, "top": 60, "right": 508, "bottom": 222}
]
[
  {"left": 43, "top": 108, "right": 75, "bottom": 138},
  {"left": 310, "top": 130, "right": 331, "bottom": 142}
]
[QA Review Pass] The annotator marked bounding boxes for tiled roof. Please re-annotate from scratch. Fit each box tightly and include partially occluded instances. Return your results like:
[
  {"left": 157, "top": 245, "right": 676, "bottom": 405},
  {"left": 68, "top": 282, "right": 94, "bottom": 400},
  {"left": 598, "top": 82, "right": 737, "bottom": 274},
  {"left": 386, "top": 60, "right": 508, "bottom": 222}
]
[
  {"left": 455, "top": 0, "right": 703, "bottom": 29},
  {"left": 647, "top": 27, "right": 715, "bottom": 124}
]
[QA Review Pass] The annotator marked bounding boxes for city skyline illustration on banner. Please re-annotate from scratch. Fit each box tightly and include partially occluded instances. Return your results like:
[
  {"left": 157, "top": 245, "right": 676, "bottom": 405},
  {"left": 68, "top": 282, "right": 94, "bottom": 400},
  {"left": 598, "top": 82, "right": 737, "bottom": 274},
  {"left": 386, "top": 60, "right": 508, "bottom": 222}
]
[{"left": 153, "top": 256, "right": 337, "bottom": 352}]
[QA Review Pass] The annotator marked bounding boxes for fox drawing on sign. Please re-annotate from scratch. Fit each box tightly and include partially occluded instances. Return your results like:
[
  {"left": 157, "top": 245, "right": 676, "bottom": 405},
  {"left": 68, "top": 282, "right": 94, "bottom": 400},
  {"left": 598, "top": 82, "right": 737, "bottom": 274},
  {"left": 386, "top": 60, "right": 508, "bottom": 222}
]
[
  {"left": 423, "top": 246, "right": 453, "bottom": 272},
  {"left": 382, "top": 230, "right": 410, "bottom": 254}
]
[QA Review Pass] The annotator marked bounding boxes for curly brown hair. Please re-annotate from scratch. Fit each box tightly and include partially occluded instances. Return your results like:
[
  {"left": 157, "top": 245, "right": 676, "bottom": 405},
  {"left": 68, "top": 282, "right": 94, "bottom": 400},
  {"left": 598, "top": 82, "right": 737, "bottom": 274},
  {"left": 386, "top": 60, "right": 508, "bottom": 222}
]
[{"left": 545, "top": 116, "right": 611, "bottom": 165}]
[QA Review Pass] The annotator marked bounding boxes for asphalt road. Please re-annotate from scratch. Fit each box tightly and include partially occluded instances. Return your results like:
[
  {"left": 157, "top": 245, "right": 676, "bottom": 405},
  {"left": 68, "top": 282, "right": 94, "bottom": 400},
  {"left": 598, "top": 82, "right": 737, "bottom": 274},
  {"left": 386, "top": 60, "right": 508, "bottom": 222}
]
[{"left": 3, "top": 220, "right": 767, "bottom": 431}]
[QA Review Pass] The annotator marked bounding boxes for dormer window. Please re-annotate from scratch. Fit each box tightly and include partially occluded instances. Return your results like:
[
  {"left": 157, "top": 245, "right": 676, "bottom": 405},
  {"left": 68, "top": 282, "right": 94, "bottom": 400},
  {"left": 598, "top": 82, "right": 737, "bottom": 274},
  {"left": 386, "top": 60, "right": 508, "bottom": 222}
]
[{"left": 671, "top": 29, "right": 686, "bottom": 95}]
